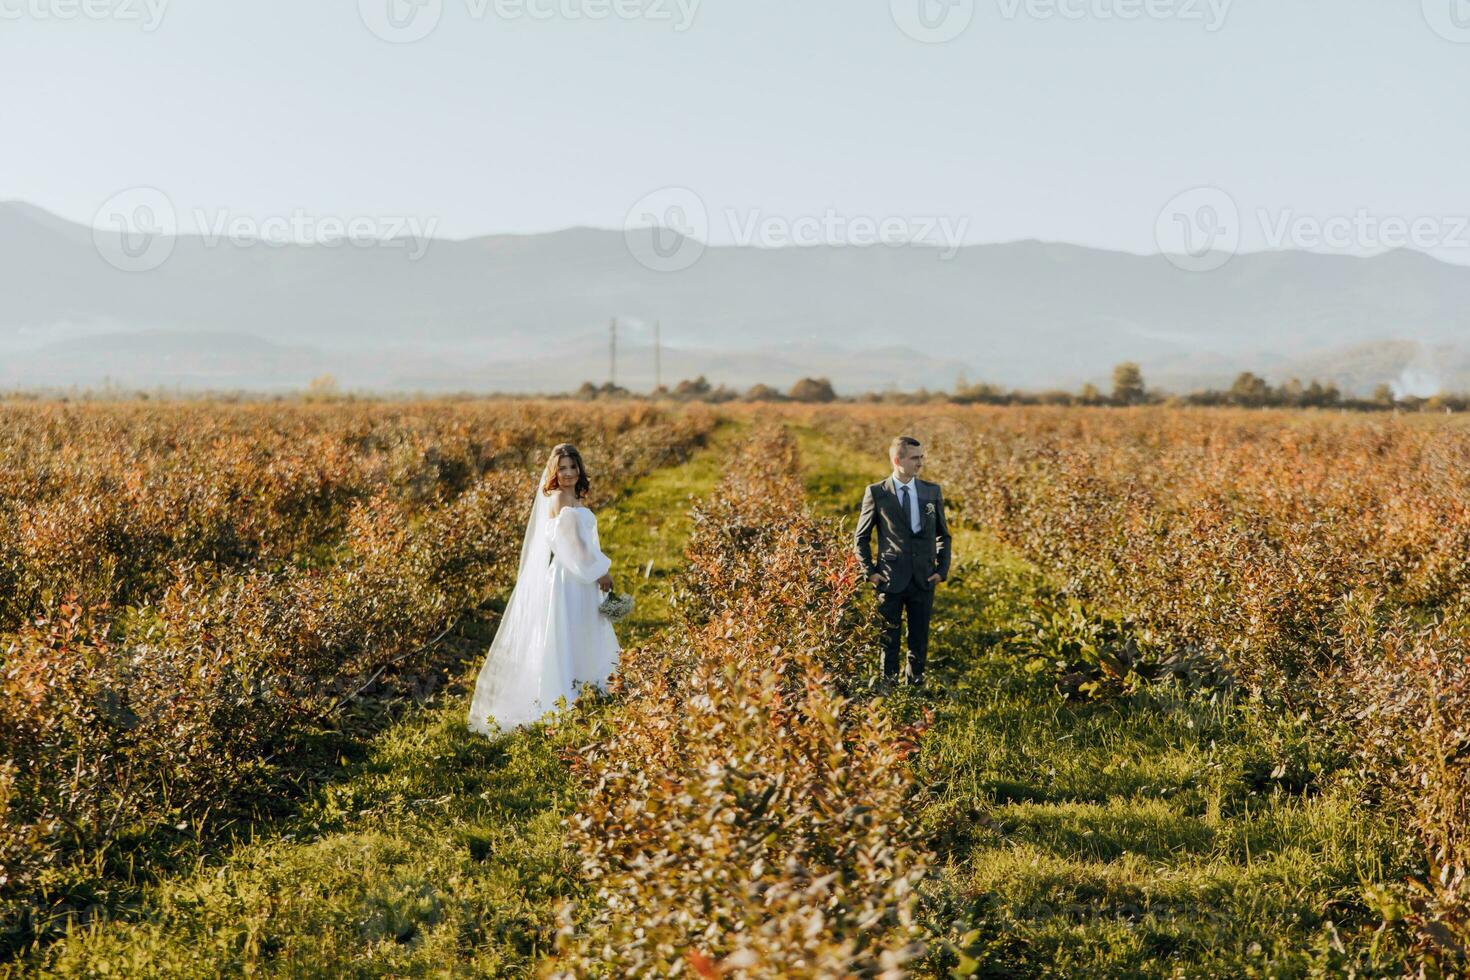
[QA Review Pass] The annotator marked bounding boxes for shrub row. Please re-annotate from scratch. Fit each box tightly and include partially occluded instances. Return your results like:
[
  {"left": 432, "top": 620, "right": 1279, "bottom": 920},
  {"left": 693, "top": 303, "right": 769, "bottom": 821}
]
[{"left": 0, "top": 400, "right": 711, "bottom": 632}]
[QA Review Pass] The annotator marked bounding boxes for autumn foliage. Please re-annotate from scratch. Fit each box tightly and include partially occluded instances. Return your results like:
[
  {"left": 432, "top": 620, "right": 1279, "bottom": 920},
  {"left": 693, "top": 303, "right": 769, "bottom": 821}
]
[
  {"left": 0, "top": 399, "right": 715, "bottom": 952},
  {"left": 803, "top": 403, "right": 1470, "bottom": 970}
]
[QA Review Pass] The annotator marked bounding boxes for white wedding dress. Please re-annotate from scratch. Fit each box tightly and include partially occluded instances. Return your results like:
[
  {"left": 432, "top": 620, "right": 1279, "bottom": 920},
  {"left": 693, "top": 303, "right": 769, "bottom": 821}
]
[{"left": 467, "top": 490, "right": 621, "bottom": 734}]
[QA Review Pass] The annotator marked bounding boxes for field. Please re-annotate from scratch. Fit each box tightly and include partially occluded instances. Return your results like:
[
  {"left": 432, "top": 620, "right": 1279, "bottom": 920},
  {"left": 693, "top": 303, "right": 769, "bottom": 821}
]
[{"left": 3, "top": 398, "right": 1468, "bottom": 977}]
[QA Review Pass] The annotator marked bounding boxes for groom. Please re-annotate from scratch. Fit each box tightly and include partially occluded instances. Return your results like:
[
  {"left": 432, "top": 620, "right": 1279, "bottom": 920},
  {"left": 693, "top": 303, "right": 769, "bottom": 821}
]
[{"left": 854, "top": 435, "right": 952, "bottom": 686}]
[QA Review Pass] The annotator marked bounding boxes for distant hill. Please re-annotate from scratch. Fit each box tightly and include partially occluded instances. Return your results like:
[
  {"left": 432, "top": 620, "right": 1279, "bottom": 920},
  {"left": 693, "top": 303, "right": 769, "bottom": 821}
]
[{"left": 3, "top": 201, "right": 1468, "bottom": 394}]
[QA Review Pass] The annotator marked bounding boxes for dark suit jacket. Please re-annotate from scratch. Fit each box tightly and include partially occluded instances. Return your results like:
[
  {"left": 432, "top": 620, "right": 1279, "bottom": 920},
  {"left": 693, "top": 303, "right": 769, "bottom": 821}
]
[{"left": 854, "top": 476, "right": 952, "bottom": 593}]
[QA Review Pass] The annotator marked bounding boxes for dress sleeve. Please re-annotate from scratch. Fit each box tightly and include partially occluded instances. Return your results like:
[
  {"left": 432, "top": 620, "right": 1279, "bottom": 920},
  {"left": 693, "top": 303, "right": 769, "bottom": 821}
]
[{"left": 553, "top": 508, "right": 612, "bottom": 584}]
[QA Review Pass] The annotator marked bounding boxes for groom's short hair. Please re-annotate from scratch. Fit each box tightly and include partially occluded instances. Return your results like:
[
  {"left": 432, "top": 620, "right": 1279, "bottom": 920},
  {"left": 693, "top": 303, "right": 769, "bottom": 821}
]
[{"left": 889, "top": 435, "right": 921, "bottom": 461}]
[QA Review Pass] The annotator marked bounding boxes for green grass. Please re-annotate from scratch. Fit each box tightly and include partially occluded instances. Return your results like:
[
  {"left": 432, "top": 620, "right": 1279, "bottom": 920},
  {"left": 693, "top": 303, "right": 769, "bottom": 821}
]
[
  {"left": 789, "top": 422, "right": 1418, "bottom": 978},
  {"left": 18, "top": 420, "right": 744, "bottom": 979},
  {"left": 589, "top": 426, "right": 732, "bottom": 636}
]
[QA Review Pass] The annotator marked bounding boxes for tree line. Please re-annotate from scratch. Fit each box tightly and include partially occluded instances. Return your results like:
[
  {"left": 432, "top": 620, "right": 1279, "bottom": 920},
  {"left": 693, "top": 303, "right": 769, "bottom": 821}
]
[{"left": 575, "top": 365, "right": 1469, "bottom": 412}]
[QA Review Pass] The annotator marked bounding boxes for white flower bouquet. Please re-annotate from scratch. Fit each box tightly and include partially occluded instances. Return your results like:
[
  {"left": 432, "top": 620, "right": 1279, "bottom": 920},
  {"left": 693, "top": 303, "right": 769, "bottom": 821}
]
[{"left": 598, "top": 590, "right": 634, "bottom": 622}]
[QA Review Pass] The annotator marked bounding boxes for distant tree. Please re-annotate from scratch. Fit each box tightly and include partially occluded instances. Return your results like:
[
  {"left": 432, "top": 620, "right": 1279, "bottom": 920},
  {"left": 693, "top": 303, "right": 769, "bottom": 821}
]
[
  {"left": 952, "top": 380, "right": 1007, "bottom": 405},
  {"left": 1229, "top": 372, "right": 1271, "bottom": 407},
  {"left": 672, "top": 376, "right": 712, "bottom": 400},
  {"left": 788, "top": 377, "right": 837, "bottom": 403},
  {"left": 1372, "top": 383, "right": 1396, "bottom": 407},
  {"left": 574, "top": 381, "right": 629, "bottom": 400},
  {"left": 1424, "top": 394, "right": 1462, "bottom": 414},
  {"left": 1302, "top": 380, "right": 1341, "bottom": 408},
  {"left": 1279, "top": 377, "right": 1305, "bottom": 407},
  {"left": 1078, "top": 383, "right": 1104, "bottom": 406},
  {"left": 744, "top": 383, "right": 784, "bottom": 402},
  {"left": 1111, "top": 362, "right": 1146, "bottom": 405},
  {"left": 708, "top": 384, "right": 741, "bottom": 403},
  {"left": 307, "top": 374, "right": 340, "bottom": 400}
]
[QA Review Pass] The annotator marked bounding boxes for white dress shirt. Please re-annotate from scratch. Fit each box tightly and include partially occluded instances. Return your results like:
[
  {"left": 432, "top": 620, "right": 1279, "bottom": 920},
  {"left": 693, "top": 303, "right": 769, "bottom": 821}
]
[{"left": 891, "top": 472, "right": 921, "bottom": 534}]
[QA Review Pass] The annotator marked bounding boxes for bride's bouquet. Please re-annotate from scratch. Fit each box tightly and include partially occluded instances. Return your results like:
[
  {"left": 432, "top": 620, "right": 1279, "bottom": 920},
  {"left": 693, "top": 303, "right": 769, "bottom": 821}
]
[{"left": 598, "top": 590, "right": 634, "bottom": 622}]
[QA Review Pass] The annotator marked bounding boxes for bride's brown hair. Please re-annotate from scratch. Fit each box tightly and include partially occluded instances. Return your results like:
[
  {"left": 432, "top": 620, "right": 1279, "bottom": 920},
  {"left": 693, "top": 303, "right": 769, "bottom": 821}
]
[{"left": 541, "top": 443, "right": 590, "bottom": 498}]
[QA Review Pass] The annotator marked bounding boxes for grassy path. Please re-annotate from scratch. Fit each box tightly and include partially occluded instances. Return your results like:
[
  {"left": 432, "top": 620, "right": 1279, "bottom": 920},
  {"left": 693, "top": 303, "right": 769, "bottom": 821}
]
[
  {"left": 25, "top": 422, "right": 741, "bottom": 979},
  {"left": 790, "top": 423, "right": 1410, "bottom": 978}
]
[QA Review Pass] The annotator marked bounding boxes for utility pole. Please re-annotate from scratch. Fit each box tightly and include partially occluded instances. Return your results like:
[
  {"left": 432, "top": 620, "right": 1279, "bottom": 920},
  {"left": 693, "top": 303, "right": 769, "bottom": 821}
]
[
  {"left": 654, "top": 320, "right": 662, "bottom": 391},
  {"left": 609, "top": 317, "right": 617, "bottom": 388}
]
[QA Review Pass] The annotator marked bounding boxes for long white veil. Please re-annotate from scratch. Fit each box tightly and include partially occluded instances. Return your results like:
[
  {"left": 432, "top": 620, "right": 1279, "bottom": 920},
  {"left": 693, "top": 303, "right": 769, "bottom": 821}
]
[{"left": 467, "top": 460, "right": 556, "bottom": 734}]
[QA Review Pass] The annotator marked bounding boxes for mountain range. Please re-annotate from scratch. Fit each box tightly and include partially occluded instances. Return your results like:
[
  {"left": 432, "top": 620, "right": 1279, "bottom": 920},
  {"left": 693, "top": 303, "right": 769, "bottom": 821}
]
[{"left": 4, "top": 200, "right": 1468, "bottom": 395}]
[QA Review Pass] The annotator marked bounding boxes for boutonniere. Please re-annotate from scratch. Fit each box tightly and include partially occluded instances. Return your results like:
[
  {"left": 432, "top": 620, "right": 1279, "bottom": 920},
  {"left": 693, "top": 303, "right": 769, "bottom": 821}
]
[{"left": 925, "top": 502, "right": 936, "bottom": 515}]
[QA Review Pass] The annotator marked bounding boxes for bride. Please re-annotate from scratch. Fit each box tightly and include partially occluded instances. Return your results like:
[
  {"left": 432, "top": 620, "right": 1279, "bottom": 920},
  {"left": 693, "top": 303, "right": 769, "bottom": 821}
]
[{"left": 467, "top": 443, "right": 621, "bottom": 734}]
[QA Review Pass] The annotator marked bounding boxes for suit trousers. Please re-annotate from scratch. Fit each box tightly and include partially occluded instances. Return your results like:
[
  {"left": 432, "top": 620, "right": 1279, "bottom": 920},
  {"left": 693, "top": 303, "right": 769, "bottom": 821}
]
[{"left": 876, "top": 575, "right": 935, "bottom": 682}]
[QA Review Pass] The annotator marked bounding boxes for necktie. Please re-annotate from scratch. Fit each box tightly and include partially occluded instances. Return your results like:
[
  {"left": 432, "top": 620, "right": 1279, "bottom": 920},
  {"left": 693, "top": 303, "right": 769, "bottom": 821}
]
[{"left": 899, "top": 485, "right": 912, "bottom": 531}]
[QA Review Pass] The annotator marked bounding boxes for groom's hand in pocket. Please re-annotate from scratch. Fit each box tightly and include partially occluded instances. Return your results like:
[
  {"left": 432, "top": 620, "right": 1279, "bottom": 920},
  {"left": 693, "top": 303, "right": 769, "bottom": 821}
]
[{"left": 928, "top": 573, "right": 942, "bottom": 585}]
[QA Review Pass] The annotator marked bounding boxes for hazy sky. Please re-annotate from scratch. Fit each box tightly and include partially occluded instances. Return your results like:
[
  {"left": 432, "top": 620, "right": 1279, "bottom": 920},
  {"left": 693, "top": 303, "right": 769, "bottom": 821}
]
[{"left": 4, "top": 0, "right": 1468, "bottom": 261}]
